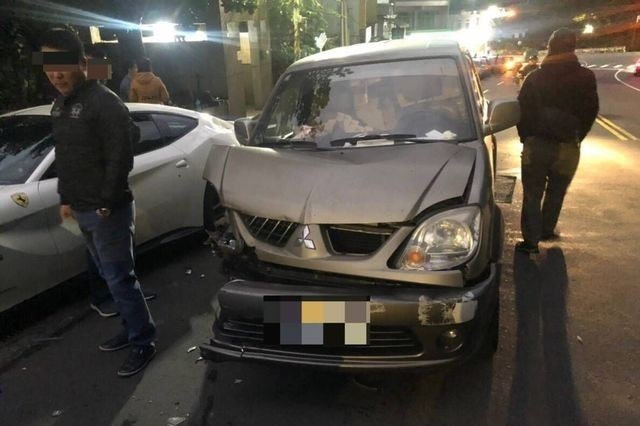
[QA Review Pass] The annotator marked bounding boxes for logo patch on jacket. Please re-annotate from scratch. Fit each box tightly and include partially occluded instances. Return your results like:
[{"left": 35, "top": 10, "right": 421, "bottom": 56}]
[{"left": 70, "top": 103, "right": 83, "bottom": 119}]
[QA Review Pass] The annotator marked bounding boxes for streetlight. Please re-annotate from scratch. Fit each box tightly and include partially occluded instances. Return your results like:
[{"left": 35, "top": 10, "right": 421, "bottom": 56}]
[{"left": 583, "top": 24, "right": 594, "bottom": 35}]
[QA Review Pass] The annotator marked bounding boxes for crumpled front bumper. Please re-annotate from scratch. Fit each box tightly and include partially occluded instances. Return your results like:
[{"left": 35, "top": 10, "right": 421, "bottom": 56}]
[{"left": 200, "top": 263, "right": 500, "bottom": 371}]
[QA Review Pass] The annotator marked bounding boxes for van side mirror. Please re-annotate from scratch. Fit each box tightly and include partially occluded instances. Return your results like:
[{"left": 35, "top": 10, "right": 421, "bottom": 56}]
[
  {"left": 234, "top": 117, "right": 257, "bottom": 145},
  {"left": 484, "top": 100, "right": 520, "bottom": 135}
]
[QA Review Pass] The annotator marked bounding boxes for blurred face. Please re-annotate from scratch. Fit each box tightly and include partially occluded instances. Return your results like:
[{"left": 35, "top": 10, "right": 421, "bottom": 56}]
[{"left": 41, "top": 46, "right": 86, "bottom": 96}]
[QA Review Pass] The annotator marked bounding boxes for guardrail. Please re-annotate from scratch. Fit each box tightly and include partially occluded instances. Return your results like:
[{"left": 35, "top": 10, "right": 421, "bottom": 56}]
[{"left": 574, "top": 46, "right": 627, "bottom": 53}]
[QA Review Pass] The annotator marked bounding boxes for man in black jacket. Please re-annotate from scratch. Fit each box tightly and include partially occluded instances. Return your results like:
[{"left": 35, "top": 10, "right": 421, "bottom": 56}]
[
  {"left": 41, "top": 28, "right": 156, "bottom": 376},
  {"left": 515, "top": 28, "right": 599, "bottom": 254}
]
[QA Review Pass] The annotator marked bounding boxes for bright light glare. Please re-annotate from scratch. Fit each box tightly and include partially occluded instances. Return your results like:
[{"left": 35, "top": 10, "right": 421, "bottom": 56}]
[
  {"left": 583, "top": 24, "right": 594, "bottom": 34},
  {"left": 153, "top": 22, "right": 176, "bottom": 42},
  {"left": 193, "top": 30, "right": 207, "bottom": 42}
]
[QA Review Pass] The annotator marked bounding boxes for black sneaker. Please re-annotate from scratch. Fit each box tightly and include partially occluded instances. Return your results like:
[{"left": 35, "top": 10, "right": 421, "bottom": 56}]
[
  {"left": 117, "top": 345, "right": 156, "bottom": 378},
  {"left": 90, "top": 299, "right": 119, "bottom": 318},
  {"left": 515, "top": 241, "right": 539, "bottom": 254},
  {"left": 98, "top": 332, "right": 130, "bottom": 352}
]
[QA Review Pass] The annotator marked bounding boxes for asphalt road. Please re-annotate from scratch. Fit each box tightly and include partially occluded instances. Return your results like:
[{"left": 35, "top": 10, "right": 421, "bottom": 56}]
[{"left": 1, "top": 53, "right": 640, "bottom": 426}]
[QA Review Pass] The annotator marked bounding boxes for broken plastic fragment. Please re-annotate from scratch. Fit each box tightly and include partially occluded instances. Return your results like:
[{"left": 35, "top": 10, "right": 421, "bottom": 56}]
[
  {"left": 187, "top": 346, "right": 197, "bottom": 353},
  {"left": 577, "top": 336, "right": 583, "bottom": 344},
  {"left": 200, "top": 274, "right": 205, "bottom": 278},
  {"left": 185, "top": 268, "right": 192, "bottom": 275},
  {"left": 52, "top": 410, "right": 63, "bottom": 417},
  {"left": 234, "top": 379, "right": 243, "bottom": 384},
  {"left": 167, "top": 417, "right": 187, "bottom": 426},
  {"left": 195, "top": 356, "right": 204, "bottom": 364}
]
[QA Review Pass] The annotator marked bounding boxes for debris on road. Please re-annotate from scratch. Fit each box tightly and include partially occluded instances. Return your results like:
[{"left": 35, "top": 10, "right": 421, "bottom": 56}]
[
  {"left": 234, "top": 379, "right": 243, "bottom": 384},
  {"left": 195, "top": 356, "right": 204, "bottom": 364},
  {"left": 52, "top": 410, "right": 63, "bottom": 417},
  {"left": 167, "top": 417, "right": 187, "bottom": 426},
  {"left": 185, "top": 268, "right": 193, "bottom": 275},
  {"left": 200, "top": 274, "right": 205, "bottom": 278},
  {"left": 187, "top": 346, "right": 197, "bottom": 353},
  {"left": 577, "top": 336, "right": 584, "bottom": 344},
  {"left": 350, "top": 376, "right": 379, "bottom": 392}
]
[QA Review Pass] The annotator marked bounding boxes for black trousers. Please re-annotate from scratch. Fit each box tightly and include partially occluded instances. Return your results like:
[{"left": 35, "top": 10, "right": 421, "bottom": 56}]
[{"left": 520, "top": 137, "right": 580, "bottom": 245}]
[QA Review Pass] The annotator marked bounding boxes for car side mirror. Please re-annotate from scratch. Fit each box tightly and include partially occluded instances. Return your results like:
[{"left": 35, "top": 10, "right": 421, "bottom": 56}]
[
  {"left": 234, "top": 117, "right": 257, "bottom": 145},
  {"left": 483, "top": 100, "right": 520, "bottom": 135}
]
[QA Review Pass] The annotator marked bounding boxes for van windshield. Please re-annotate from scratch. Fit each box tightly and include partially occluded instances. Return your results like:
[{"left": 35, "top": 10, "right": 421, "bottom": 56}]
[{"left": 254, "top": 57, "right": 476, "bottom": 148}]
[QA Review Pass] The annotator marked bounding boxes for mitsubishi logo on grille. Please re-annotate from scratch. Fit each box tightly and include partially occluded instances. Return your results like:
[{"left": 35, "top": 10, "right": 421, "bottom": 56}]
[{"left": 296, "top": 225, "right": 316, "bottom": 250}]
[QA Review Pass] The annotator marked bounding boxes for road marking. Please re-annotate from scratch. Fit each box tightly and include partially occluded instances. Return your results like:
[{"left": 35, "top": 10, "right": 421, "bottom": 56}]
[
  {"left": 614, "top": 64, "right": 623, "bottom": 68},
  {"left": 483, "top": 89, "right": 489, "bottom": 94},
  {"left": 615, "top": 69, "right": 640, "bottom": 93},
  {"left": 595, "top": 116, "right": 627, "bottom": 141},
  {"left": 598, "top": 115, "right": 636, "bottom": 140},
  {"left": 600, "top": 64, "right": 610, "bottom": 68},
  {"left": 588, "top": 64, "right": 597, "bottom": 68},
  {"left": 497, "top": 81, "right": 504, "bottom": 86}
]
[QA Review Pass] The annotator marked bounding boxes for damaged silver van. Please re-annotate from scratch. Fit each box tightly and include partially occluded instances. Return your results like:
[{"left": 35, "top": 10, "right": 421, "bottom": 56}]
[{"left": 200, "top": 39, "right": 519, "bottom": 371}]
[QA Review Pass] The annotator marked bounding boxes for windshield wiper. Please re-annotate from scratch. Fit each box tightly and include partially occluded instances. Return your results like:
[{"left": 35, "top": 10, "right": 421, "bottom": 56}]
[{"left": 329, "top": 133, "right": 416, "bottom": 147}]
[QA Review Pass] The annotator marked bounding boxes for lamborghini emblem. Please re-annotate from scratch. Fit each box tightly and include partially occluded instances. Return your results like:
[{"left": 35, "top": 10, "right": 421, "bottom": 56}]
[{"left": 11, "top": 192, "right": 29, "bottom": 208}]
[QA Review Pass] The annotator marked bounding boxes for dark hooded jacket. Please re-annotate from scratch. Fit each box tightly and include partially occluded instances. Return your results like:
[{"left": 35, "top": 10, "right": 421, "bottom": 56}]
[
  {"left": 517, "top": 52, "right": 599, "bottom": 143},
  {"left": 51, "top": 80, "right": 137, "bottom": 211}
]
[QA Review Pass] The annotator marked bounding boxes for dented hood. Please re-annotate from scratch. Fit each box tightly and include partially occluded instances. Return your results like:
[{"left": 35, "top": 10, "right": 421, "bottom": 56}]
[{"left": 219, "top": 143, "right": 476, "bottom": 224}]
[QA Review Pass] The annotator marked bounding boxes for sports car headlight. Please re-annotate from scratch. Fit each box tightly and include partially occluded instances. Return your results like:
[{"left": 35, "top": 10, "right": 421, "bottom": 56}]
[{"left": 398, "top": 206, "right": 481, "bottom": 271}]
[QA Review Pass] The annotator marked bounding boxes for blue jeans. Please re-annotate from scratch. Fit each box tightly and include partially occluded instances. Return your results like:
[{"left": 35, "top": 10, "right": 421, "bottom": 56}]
[
  {"left": 521, "top": 137, "right": 580, "bottom": 245},
  {"left": 74, "top": 202, "right": 156, "bottom": 347},
  {"left": 87, "top": 249, "right": 112, "bottom": 305}
]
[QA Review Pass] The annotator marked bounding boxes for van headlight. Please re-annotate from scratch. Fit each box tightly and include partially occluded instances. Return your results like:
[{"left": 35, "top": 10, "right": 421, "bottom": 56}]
[{"left": 397, "top": 206, "right": 481, "bottom": 271}]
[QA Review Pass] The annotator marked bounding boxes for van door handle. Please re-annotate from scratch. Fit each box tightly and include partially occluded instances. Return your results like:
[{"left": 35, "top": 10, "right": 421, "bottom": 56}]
[{"left": 176, "top": 159, "right": 188, "bottom": 168}]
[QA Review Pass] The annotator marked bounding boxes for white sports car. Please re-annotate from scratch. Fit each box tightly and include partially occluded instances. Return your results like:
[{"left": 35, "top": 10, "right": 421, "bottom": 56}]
[{"left": 0, "top": 103, "right": 237, "bottom": 313}]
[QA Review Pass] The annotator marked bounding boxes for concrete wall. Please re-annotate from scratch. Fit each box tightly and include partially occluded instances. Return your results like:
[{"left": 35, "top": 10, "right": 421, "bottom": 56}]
[{"left": 220, "top": 3, "right": 274, "bottom": 116}]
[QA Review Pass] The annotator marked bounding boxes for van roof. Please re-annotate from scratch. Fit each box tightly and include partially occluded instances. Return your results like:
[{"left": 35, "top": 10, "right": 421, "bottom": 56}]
[{"left": 287, "top": 39, "right": 464, "bottom": 73}]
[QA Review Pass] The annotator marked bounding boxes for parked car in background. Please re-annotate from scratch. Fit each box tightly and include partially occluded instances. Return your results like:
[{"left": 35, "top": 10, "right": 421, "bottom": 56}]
[
  {"left": 473, "top": 56, "right": 493, "bottom": 79},
  {"left": 0, "top": 103, "right": 237, "bottom": 313},
  {"left": 201, "top": 39, "right": 520, "bottom": 372}
]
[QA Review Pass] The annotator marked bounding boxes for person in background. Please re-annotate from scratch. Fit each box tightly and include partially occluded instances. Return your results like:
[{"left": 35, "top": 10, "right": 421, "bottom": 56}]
[
  {"left": 517, "top": 55, "right": 539, "bottom": 84},
  {"left": 119, "top": 60, "right": 137, "bottom": 101},
  {"left": 129, "top": 57, "right": 170, "bottom": 104},
  {"left": 515, "top": 28, "right": 599, "bottom": 254}
]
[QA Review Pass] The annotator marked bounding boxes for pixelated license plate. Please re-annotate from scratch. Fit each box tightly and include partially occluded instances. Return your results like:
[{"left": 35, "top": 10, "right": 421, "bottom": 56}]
[{"left": 262, "top": 296, "right": 371, "bottom": 346}]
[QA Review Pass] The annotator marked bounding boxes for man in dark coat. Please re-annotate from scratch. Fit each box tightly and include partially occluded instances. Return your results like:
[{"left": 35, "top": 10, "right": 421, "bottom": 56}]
[
  {"left": 516, "top": 28, "right": 599, "bottom": 254},
  {"left": 41, "top": 28, "right": 156, "bottom": 376}
]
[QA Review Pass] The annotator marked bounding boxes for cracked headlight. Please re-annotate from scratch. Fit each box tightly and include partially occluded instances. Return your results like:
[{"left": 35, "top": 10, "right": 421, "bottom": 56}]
[{"left": 398, "top": 206, "right": 481, "bottom": 271}]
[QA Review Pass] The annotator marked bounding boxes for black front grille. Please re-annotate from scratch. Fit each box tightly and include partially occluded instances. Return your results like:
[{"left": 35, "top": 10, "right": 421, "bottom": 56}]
[
  {"left": 218, "top": 318, "right": 421, "bottom": 356},
  {"left": 326, "top": 224, "right": 397, "bottom": 255},
  {"left": 241, "top": 214, "right": 298, "bottom": 247}
]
